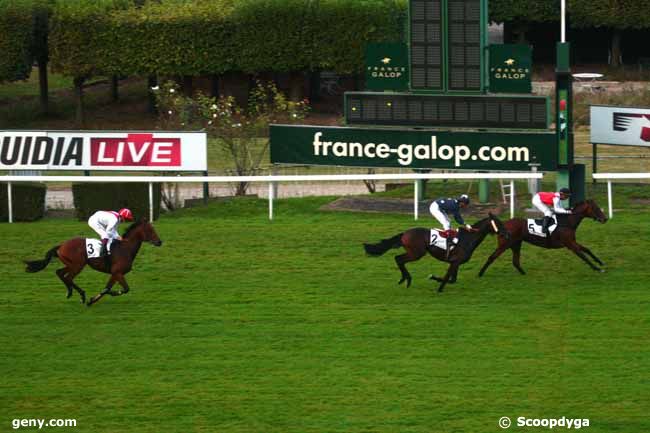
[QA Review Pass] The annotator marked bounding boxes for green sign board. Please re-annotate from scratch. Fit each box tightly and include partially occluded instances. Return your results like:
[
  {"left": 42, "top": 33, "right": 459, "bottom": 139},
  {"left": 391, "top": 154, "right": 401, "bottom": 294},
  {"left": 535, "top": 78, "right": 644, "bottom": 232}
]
[
  {"left": 270, "top": 124, "right": 557, "bottom": 171},
  {"left": 365, "top": 43, "right": 409, "bottom": 91},
  {"left": 489, "top": 44, "right": 532, "bottom": 93}
]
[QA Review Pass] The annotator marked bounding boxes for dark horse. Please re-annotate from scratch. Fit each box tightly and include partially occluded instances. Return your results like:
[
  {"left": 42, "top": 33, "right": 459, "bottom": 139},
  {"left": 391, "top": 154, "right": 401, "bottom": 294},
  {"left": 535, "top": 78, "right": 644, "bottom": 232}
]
[
  {"left": 24, "top": 220, "right": 162, "bottom": 306},
  {"left": 478, "top": 199, "right": 608, "bottom": 276},
  {"left": 364, "top": 213, "right": 508, "bottom": 292}
]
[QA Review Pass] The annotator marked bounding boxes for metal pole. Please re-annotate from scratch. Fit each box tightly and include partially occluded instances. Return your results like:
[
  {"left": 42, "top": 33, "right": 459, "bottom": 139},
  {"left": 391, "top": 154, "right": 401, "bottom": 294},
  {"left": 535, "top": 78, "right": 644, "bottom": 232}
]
[
  {"left": 202, "top": 170, "right": 209, "bottom": 205},
  {"left": 414, "top": 180, "right": 419, "bottom": 220},
  {"left": 148, "top": 182, "right": 154, "bottom": 221},
  {"left": 607, "top": 180, "right": 613, "bottom": 219},
  {"left": 268, "top": 182, "right": 274, "bottom": 220},
  {"left": 509, "top": 180, "right": 515, "bottom": 218},
  {"left": 7, "top": 182, "right": 13, "bottom": 223},
  {"left": 560, "top": 0, "right": 566, "bottom": 43},
  {"left": 592, "top": 143, "right": 597, "bottom": 183}
]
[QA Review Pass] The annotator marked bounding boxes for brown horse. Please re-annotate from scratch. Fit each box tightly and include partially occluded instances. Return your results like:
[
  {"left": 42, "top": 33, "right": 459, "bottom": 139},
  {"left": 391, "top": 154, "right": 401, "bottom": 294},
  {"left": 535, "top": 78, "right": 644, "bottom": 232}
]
[
  {"left": 364, "top": 213, "right": 508, "bottom": 292},
  {"left": 24, "top": 220, "right": 162, "bottom": 306},
  {"left": 478, "top": 199, "right": 607, "bottom": 276}
]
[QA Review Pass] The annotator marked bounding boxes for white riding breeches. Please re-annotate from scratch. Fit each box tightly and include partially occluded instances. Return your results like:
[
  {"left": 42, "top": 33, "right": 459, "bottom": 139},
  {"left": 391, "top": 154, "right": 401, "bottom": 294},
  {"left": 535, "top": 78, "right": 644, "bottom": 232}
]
[
  {"left": 88, "top": 219, "right": 118, "bottom": 242},
  {"left": 532, "top": 195, "right": 553, "bottom": 217},
  {"left": 429, "top": 202, "right": 451, "bottom": 230}
]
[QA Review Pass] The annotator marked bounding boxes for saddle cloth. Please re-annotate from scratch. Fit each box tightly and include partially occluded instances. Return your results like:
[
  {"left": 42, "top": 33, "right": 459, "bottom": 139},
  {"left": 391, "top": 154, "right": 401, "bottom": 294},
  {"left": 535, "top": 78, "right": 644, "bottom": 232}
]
[
  {"left": 85, "top": 239, "right": 105, "bottom": 258},
  {"left": 526, "top": 216, "right": 558, "bottom": 238},
  {"left": 430, "top": 229, "right": 459, "bottom": 250}
]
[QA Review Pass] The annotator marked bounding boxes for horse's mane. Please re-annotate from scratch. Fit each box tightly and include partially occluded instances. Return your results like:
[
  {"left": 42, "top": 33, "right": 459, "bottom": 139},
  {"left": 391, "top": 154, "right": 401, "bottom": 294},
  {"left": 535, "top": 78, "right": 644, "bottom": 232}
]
[{"left": 123, "top": 220, "right": 144, "bottom": 238}]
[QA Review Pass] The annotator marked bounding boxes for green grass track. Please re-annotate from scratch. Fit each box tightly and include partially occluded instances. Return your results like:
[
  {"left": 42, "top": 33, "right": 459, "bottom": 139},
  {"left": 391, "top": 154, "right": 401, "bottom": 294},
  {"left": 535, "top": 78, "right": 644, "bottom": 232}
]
[{"left": 0, "top": 197, "right": 648, "bottom": 432}]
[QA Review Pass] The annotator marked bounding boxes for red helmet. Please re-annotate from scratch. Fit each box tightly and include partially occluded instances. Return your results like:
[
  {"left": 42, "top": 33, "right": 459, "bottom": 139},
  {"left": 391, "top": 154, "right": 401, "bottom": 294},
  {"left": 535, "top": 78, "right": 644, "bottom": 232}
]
[{"left": 118, "top": 208, "right": 134, "bottom": 221}]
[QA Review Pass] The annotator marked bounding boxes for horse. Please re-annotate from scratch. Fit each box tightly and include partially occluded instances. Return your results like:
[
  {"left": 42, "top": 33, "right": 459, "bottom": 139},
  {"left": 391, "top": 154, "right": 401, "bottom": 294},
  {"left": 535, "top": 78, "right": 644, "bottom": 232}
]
[
  {"left": 24, "top": 219, "right": 162, "bottom": 306},
  {"left": 363, "top": 213, "right": 508, "bottom": 292},
  {"left": 478, "top": 199, "right": 608, "bottom": 277}
]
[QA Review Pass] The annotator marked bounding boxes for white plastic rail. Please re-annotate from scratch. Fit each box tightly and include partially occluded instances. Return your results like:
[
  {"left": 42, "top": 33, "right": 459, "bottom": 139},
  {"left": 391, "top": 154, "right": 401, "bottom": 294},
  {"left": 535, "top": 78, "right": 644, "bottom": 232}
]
[
  {"left": 592, "top": 172, "right": 650, "bottom": 219},
  {"left": 2, "top": 172, "right": 543, "bottom": 223}
]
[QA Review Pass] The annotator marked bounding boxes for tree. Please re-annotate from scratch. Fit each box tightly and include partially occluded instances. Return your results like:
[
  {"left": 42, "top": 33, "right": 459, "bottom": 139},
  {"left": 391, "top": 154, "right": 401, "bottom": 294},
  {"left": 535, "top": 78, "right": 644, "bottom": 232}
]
[
  {"left": 568, "top": 0, "right": 650, "bottom": 67},
  {"left": 489, "top": 0, "right": 559, "bottom": 43},
  {"left": 153, "top": 80, "right": 309, "bottom": 197}
]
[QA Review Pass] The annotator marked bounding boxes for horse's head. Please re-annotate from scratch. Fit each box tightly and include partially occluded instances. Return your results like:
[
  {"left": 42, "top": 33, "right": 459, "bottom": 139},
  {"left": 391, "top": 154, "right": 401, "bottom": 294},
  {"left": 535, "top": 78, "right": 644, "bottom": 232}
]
[
  {"left": 468, "top": 212, "right": 509, "bottom": 240},
  {"left": 123, "top": 219, "right": 163, "bottom": 246},
  {"left": 573, "top": 200, "right": 608, "bottom": 224},
  {"left": 487, "top": 212, "right": 510, "bottom": 240}
]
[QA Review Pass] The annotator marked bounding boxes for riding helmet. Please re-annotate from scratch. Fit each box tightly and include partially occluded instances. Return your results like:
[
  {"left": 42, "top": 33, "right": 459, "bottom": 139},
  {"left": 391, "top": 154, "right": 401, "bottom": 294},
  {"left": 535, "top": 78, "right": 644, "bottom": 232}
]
[
  {"left": 559, "top": 187, "right": 571, "bottom": 195},
  {"left": 118, "top": 208, "right": 134, "bottom": 221},
  {"left": 458, "top": 194, "right": 470, "bottom": 205}
]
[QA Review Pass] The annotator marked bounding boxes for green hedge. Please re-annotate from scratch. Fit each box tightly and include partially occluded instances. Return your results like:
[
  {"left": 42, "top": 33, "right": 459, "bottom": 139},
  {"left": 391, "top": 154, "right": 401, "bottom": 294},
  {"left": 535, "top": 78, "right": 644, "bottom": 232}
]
[
  {"left": 0, "top": 0, "right": 36, "bottom": 82},
  {"left": 72, "top": 182, "right": 161, "bottom": 221},
  {"left": 0, "top": 183, "right": 46, "bottom": 222},
  {"left": 48, "top": 0, "right": 408, "bottom": 78},
  {"left": 48, "top": 0, "right": 136, "bottom": 78}
]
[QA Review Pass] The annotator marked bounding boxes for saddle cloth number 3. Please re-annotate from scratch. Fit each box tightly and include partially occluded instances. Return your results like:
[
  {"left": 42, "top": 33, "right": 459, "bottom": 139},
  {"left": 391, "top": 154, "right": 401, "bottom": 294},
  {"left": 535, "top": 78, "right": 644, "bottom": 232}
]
[{"left": 86, "top": 239, "right": 103, "bottom": 258}]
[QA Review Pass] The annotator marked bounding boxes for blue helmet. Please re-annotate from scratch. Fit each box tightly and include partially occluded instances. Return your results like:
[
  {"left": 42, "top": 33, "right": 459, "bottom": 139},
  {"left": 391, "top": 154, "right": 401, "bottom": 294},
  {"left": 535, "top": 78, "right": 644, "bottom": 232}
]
[{"left": 458, "top": 194, "right": 470, "bottom": 205}]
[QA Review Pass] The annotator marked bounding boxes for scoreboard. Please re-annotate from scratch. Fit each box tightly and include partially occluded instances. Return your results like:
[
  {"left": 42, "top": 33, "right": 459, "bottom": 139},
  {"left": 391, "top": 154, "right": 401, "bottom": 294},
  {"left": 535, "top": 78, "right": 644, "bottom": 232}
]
[
  {"left": 345, "top": 93, "right": 549, "bottom": 130},
  {"left": 410, "top": 0, "right": 485, "bottom": 92}
]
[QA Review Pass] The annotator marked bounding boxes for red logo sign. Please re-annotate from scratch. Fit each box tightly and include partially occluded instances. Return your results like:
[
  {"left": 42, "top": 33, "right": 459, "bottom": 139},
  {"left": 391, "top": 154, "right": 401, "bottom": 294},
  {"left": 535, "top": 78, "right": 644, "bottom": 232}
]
[
  {"left": 613, "top": 112, "right": 650, "bottom": 142},
  {"left": 90, "top": 134, "right": 181, "bottom": 166}
]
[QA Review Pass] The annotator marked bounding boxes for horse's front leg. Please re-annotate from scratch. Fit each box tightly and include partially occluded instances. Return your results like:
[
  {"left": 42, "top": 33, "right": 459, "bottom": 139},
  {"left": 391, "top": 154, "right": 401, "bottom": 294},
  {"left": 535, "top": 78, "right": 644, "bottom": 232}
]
[
  {"left": 87, "top": 276, "right": 116, "bottom": 306},
  {"left": 566, "top": 241, "right": 603, "bottom": 272},
  {"left": 479, "top": 236, "right": 512, "bottom": 277},
  {"left": 436, "top": 263, "right": 459, "bottom": 293},
  {"left": 577, "top": 243, "right": 604, "bottom": 266},
  {"left": 109, "top": 274, "right": 131, "bottom": 296}
]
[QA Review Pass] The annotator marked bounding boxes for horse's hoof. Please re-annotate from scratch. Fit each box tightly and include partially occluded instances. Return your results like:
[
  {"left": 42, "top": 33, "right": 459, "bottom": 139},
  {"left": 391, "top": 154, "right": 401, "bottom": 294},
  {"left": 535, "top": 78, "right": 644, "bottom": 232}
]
[
  {"left": 398, "top": 278, "right": 405, "bottom": 285},
  {"left": 406, "top": 280, "right": 412, "bottom": 288}
]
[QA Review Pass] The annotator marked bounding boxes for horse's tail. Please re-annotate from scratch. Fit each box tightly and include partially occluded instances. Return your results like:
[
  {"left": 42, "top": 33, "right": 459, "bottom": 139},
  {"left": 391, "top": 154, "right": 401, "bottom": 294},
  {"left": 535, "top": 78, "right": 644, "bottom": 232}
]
[
  {"left": 364, "top": 233, "right": 403, "bottom": 256},
  {"left": 24, "top": 245, "right": 59, "bottom": 273}
]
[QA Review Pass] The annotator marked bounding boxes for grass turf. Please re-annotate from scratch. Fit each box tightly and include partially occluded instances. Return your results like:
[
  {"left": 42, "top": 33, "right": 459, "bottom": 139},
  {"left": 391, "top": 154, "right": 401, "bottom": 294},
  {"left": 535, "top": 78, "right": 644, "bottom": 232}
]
[{"left": 0, "top": 196, "right": 648, "bottom": 432}]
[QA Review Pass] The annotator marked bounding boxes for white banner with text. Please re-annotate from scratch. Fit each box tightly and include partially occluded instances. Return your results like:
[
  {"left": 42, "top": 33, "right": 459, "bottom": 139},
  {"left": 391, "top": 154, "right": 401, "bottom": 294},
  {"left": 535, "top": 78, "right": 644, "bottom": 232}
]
[{"left": 0, "top": 131, "right": 207, "bottom": 171}]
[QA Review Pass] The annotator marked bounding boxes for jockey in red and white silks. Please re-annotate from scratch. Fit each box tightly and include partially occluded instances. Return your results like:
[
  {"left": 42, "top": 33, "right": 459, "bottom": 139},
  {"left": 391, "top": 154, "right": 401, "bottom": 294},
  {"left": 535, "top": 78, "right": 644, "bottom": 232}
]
[
  {"left": 88, "top": 208, "right": 133, "bottom": 255},
  {"left": 532, "top": 188, "right": 571, "bottom": 235},
  {"left": 532, "top": 188, "right": 572, "bottom": 217}
]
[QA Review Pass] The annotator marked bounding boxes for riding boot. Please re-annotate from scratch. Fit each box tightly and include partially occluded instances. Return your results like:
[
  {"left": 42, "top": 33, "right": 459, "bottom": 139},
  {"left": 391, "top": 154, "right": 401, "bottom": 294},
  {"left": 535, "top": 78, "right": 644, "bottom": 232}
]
[
  {"left": 101, "top": 240, "right": 111, "bottom": 270},
  {"left": 542, "top": 216, "right": 552, "bottom": 236}
]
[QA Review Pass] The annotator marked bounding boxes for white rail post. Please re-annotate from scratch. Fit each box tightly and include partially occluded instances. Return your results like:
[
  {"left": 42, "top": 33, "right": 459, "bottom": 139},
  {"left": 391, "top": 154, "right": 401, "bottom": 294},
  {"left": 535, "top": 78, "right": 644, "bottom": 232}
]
[
  {"left": 148, "top": 182, "right": 154, "bottom": 222},
  {"left": 607, "top": 180, "right": 613, "bottom": 219},
  {"left": 268, "top": 182, "right": 274, "bottom": 220},
  {"left": 7, "top": 182, "right": 13, "bottom": 224},
  {"left": 414, "top": 180, "right": 419, "bottom": 220},
  {"left": 509, "top": 180, "right": 515, "bottom": 218}
]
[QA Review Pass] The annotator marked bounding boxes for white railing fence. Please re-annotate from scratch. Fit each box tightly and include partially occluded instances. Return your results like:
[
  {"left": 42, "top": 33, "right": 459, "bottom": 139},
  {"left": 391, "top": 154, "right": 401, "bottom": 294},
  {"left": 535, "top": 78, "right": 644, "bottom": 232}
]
[
  {"left": 592, "top": 172, "right": 650, "bottom": 218},
  {"left": 2, "top": 172, "right": 543, "bottom": 223}
]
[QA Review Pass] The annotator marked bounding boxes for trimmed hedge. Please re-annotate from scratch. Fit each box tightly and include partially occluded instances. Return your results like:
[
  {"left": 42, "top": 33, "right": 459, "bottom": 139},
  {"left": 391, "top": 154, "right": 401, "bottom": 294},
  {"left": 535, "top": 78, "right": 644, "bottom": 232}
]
[
  {"left": 48, "top": 0, "right": 136, "bottom": 78},
  {"left": 0, "top": 0, "right": 36, "bottom": 82},
  {"left": 72, "top": 182, "right": 161, "bottom": 221},
  {"left": 48, "top": 0, "right": 408, "bottom": 78},
  {"left": 0, "top": 183, "right": 46, "bottom": 222}
]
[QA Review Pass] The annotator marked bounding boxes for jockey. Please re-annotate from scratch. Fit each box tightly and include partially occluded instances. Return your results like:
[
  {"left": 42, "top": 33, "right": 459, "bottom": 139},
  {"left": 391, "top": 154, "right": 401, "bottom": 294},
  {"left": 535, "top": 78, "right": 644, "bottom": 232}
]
[
  {"left": 429, "top": 194, "right": 472, "bottom": 257},
  {"left": 532, "top": 187, "right": 571, "bottom": 235},
  {"left": 87, "top": 208, "right": 134, "bottom": 258}
]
